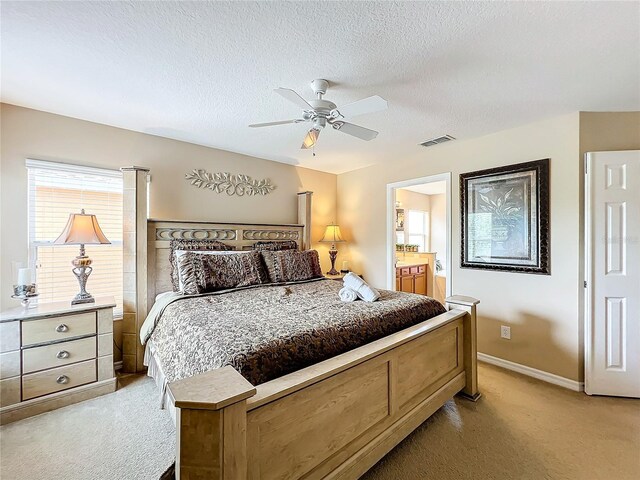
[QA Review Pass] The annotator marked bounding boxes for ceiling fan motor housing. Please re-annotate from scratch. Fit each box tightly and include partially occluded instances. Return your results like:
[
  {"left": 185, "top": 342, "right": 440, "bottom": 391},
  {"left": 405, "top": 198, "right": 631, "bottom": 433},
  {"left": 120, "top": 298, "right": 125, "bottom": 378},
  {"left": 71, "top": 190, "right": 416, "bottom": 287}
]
[
  {"left": 308, "top": 99, "right": 337, "bottom": 119},
  {"left": 310, "top": 78, "right": 329, "bottom": 97}
]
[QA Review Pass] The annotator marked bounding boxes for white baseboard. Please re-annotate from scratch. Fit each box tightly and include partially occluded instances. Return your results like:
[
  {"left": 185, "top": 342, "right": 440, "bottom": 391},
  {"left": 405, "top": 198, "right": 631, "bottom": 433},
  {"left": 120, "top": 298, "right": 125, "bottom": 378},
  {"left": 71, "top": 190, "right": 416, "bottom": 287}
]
[
  {"left": 114, "top": 361, "right": 123, "bottom": 372},
  {"left": 478, "top": 352, "right": 584, "bottom": 392}
]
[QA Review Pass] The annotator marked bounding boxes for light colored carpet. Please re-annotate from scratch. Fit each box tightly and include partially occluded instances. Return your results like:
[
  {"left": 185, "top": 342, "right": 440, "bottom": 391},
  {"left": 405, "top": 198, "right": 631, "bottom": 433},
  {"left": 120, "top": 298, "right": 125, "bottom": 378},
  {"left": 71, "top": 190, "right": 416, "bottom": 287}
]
[
  {"left": 0, "top": 375, "right": 175, "bottom": 480},
  {"left": 363, "top": 364, "right": 640, "bottom": 480},
  {"left": 1, "top": 364, "right": 638, "bottom": 480}
]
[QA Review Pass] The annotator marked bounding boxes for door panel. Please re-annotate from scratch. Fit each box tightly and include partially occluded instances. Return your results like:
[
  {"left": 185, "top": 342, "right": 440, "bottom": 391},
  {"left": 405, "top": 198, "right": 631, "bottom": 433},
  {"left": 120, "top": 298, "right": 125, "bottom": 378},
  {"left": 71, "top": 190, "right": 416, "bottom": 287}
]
[
  {"left": 586, "top": 150, "right": 640, "bottom": 397},
  {"left": 414, "top": 274, "right": 427, "bottom": 295},
  {"left": 400, "top": 276, "right": 414, "bottom": 293}
]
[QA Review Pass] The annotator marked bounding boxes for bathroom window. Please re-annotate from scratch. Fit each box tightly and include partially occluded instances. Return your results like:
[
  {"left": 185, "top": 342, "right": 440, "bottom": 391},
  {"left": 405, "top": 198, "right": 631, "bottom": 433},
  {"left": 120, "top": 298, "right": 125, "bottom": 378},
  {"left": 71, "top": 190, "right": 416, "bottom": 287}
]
[{"left": 408, "top": 210, "right": 429, "bottom": 252}]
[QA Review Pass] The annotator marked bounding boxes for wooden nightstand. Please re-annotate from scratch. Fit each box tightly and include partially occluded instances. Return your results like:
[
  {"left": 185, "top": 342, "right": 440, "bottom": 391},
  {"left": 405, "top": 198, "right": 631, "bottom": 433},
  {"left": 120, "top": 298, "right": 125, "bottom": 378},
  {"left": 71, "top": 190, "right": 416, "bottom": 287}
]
[{"left": 0, "top": 297, "right": 117, "bottom": 425}]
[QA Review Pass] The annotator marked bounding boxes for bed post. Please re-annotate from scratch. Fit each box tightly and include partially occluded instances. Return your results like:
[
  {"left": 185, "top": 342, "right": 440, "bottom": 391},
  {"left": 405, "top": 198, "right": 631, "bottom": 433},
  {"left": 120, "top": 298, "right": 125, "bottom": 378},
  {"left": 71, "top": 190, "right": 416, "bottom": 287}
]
[
  {"left": 121, "top": 166, "right": 150, "bottom": 373},
  {"left": 297, "top": 191, "right": 313, "bottom": 250},
  {"left": 446, "top": 295, "right": 481, "bottom": 401},
  {"left": 168, "top": 367, "right": 256, "bottom": 480}
]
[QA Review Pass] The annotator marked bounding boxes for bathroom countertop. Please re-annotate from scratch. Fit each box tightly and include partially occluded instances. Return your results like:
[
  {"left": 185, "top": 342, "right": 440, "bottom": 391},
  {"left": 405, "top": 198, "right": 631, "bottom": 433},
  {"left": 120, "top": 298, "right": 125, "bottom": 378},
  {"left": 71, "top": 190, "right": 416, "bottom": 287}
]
[{"left": 395, "top": 261, "right": 429, "bottom": 268}]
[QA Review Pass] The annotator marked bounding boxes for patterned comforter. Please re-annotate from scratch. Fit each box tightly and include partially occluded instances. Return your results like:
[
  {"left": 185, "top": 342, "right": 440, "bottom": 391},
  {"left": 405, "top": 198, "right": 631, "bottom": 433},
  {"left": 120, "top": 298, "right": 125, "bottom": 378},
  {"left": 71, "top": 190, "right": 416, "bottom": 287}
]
[{"left": 145, "top": 279, "right": 446, "bottom": 386}]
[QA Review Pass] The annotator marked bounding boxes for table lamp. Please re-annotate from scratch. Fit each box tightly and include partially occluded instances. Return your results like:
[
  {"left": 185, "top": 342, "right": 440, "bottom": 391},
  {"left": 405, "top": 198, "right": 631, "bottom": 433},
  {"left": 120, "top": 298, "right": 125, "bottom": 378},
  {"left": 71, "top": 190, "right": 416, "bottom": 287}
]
[
  {"left": 319, "top": 223, "right": 345, "bottom": 275},
  {"left": 54, "top": 209, "right": 111, "bottom": 304}
]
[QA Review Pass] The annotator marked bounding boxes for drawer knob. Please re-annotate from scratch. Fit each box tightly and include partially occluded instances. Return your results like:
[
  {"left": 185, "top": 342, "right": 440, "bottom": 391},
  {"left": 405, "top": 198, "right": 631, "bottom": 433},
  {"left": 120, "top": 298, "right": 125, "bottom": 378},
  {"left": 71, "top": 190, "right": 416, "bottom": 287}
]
[
  {"left": 55, "top": 324, "right": 69, "bottom": 333},
  {"left": 56, "top": 350, "right": 70, "bottom": 359},
  {"left": 56, "top": 375, "right": 69, "bottom": 385}
]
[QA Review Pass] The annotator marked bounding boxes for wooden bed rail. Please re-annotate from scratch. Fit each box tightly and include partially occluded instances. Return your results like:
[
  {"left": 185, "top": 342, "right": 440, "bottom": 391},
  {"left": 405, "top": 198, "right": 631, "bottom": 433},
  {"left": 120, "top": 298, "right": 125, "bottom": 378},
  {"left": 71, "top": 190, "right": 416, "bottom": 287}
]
[{"left": 167, "top": 296, "right": 479, "bottom": 480}]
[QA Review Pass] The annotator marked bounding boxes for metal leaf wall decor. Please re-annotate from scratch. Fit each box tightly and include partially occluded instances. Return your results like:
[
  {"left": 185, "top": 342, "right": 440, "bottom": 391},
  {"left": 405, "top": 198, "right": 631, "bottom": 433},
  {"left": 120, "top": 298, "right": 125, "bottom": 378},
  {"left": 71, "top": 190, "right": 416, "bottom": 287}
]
[{"left": 185, "top": 169, "right": 276, "bottom": 196}]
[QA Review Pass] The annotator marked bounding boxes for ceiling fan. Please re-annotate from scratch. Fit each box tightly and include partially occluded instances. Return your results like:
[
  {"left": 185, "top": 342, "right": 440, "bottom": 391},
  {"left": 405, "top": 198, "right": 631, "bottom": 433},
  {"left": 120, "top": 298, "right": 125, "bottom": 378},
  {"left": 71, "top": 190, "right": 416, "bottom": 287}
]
[{"left": 249, "top": 79, "right": 388, "bottom": 150}]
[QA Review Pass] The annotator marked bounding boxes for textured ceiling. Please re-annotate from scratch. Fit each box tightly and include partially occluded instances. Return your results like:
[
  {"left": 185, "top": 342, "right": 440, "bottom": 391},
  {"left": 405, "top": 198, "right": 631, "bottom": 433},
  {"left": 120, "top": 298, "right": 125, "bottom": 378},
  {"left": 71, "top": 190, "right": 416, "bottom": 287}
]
[{"left": 2, "top": 1, "right": 639, "bottom": 174}]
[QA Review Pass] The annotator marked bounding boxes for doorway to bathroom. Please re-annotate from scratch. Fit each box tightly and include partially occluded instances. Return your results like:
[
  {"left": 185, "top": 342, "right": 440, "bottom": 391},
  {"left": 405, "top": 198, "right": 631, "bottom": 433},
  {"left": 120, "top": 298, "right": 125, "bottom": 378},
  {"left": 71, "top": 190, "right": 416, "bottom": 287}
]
[{"left": 386, "top": 173, "right": 452, "bottom": 304}]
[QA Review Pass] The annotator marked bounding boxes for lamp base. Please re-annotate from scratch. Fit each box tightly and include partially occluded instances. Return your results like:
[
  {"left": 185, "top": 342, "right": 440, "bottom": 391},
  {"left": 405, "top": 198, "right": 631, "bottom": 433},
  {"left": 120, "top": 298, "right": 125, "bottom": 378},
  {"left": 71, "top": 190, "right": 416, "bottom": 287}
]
[
  {"left": 71, "top": 294, "right": 95, "bottom": 305},
  {"left": 71, "top": 246, "right": 94, "bottom": 305},
  {"left": 326, "top": 248, "right": 339, "bottom": 276}
]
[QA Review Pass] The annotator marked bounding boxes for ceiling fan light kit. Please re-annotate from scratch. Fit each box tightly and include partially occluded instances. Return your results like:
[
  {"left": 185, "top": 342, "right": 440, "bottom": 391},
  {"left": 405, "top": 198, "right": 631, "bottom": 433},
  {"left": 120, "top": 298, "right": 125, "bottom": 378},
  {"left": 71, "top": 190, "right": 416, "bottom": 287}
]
[
  {"left": 301, "top": 128, "right": 320, "bottom": 149},
  {"left": 250, "top": 78, "right": 388, "bottom": 150}
]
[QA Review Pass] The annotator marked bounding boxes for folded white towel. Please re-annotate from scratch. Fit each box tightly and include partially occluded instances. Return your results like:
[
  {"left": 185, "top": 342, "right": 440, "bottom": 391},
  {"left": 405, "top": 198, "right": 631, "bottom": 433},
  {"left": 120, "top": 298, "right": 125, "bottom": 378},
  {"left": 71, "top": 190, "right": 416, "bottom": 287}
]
[
  {"left": 343, "top": 272, "right": 380, "bottom": 302},
  {"left": 338, "top": 287, "right": 358, "bottom": 302}
]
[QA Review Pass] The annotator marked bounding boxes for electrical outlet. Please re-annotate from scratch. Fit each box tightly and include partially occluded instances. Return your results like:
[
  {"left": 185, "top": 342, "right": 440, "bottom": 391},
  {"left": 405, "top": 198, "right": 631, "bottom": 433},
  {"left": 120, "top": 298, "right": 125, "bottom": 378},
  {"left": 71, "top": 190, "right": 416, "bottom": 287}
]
[{"left": 500, "top": 325, "right": 511, "bottom": 340}]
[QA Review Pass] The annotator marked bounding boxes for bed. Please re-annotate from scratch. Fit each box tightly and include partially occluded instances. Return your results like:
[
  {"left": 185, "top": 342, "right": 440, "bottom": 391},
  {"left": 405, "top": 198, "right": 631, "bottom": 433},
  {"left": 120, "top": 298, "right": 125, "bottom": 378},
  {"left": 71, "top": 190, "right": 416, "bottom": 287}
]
[
  {"left": 142, "top": 278, "right": 447, "bottom": 403},
  {"left": 133, "top": 192, "right": 479, "bottom": 480}
]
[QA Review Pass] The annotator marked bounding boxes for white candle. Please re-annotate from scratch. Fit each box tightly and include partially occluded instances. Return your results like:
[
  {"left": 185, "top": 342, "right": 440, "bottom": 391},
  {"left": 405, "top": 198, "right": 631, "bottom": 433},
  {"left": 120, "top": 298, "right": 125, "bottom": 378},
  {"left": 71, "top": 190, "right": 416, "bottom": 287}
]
[
  {"left": 342, "top": 261, "right": 349, "bottom": 271},
  {"left": 17, "top": 268, "right": 31, "bottom": 286}
]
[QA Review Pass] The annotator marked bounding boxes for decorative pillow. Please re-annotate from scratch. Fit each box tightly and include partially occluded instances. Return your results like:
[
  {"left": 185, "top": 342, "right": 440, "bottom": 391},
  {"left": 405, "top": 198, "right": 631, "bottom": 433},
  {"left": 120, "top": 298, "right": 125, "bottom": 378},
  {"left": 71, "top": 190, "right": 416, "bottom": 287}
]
[
  {"left": 169, "top": 239, "right": 234, "bottom": 291},
  {"left": 260, "top": 250, "right": 323, "bottom": 283},
  {"left": 253, "top": 240, "right": 298, "bottom": 251},
  {"left": 174, "top": 250, "right": 240, "bottom": 292},
  {"left": 177, "top": 250, "right": 268, "bottom": 295}
]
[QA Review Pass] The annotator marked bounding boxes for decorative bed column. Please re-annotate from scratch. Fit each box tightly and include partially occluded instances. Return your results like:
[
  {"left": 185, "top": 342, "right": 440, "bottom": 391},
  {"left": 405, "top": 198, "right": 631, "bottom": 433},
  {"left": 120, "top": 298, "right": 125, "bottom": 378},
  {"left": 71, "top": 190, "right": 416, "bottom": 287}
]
[
  {"left": 121, "top": 166, "right": 150, "bottom": 373},
  {"left": 445, "top": 295, "right": 481, "bottom": 401},
  {"left": 297, "top": 191, "right": 313, "bottom": 250}
]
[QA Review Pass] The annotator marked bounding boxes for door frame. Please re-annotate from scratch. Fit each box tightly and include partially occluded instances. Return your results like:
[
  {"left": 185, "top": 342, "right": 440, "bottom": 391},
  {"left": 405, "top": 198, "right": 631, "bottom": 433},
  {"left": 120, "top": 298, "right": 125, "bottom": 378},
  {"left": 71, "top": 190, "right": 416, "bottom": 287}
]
[
  {"left": 584, "top": 152, "right": 594, "bottom": 394},
  {"left": 386, "top": 173, "right": 452, "bottom": 295}
]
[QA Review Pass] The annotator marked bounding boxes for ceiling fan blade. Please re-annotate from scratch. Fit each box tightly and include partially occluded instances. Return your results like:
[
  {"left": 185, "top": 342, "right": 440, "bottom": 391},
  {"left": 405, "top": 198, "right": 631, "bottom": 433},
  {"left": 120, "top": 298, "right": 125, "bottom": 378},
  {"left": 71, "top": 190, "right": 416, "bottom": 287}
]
[
  {"left": 332, "top": 122, "right": 378, "bottom": 141},
  {"left": 301, "top": 129, "right": 320, "bottom": 149},
  {"left": 249, "top": 119, "right": 305, "bottom": 128},
  {"left": 274, "top": 88, "right": 313, "bottom": 110},
  {"left": 332, "top": 95, "right": 387, "bottom": 119}
]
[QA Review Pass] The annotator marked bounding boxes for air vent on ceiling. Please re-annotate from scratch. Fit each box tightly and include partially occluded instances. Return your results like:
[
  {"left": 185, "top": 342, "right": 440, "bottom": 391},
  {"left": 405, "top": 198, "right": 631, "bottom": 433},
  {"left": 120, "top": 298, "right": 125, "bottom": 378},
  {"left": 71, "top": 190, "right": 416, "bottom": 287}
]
[{"left": 420, "top": 134, "right": 456, "bottom": 147}]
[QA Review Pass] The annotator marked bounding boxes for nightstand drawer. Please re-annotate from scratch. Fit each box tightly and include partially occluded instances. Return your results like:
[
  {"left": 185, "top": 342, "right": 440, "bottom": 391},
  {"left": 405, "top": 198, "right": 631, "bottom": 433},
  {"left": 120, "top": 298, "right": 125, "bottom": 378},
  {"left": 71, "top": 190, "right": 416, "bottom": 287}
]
[
  {"left": 0, "top": 377, "right": 20, "bottom": 407},
  {"left": 22, "top": 312, "right": 96, "bottom": 346},
  {"left": 22, "top": 359, "right": 96, "bottom": 400},
  {"left": 23, "top": 337, "right": 96, "bottom": 374}
]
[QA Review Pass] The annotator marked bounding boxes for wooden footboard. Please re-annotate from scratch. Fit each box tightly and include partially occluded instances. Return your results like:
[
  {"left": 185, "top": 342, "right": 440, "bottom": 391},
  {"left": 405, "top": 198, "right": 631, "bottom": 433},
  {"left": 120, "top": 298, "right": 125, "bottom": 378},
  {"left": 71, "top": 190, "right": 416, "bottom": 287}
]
[{"left": 167, "top": 296, "right": 479, "bottom": 480}]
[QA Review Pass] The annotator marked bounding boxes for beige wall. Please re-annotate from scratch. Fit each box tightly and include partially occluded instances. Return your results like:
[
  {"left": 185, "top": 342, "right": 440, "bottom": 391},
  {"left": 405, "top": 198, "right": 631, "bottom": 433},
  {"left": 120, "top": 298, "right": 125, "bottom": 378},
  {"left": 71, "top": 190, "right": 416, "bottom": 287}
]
[
  {"left": 0, "top": 104, "right": 337, "bottom": 358},
  {"left": 338, "top": 111, "right": 640, "bottom": 382},
  {"left": 339, "top": 113, "right": 584, "bottom": 381}
]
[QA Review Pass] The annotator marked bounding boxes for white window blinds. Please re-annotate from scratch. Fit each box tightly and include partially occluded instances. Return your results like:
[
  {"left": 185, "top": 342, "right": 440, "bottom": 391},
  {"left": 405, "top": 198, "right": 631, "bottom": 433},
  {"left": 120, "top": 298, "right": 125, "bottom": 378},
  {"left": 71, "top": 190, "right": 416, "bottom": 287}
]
[{"left": 27, "top": 160, "right": 123, "bottom": 316}]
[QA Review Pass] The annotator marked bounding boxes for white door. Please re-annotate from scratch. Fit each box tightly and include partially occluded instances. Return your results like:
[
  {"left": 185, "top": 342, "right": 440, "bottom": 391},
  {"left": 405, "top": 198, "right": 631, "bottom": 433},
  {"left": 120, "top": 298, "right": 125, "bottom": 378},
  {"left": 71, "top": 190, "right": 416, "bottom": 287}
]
[{"left": 585, "top": 150, "right": 640, "bottom": 397}]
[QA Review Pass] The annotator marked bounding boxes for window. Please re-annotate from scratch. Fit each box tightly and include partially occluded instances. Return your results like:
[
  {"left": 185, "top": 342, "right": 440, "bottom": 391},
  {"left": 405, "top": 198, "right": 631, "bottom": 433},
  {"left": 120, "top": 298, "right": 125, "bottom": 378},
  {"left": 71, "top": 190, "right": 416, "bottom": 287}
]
[
  {"left": 407, "top": 210, "right": 429, "bottom": 252},
  {"left": 27, "top": 160, "right": 123, "bottom": 316}
]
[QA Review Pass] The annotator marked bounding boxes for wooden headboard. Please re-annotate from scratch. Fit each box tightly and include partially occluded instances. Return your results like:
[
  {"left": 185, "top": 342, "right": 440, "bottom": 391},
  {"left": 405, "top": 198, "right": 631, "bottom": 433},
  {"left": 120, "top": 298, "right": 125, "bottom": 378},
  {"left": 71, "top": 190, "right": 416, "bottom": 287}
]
[
  {"left": 146, "top": 220, "right": 305, "bottom": 304},
  {"left": 121, "top": 163, "right": 313, "bottom": 373}
]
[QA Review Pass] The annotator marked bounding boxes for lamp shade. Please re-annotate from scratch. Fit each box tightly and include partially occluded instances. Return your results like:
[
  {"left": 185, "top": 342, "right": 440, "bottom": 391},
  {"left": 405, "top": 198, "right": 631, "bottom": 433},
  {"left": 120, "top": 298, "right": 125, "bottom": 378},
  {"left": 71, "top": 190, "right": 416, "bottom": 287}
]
[
  {"left": 53, "top": 209, "right": 111, "bottom": 245},
  {"left": 320, "top": 224, "right": 345, "bottom": 243}
]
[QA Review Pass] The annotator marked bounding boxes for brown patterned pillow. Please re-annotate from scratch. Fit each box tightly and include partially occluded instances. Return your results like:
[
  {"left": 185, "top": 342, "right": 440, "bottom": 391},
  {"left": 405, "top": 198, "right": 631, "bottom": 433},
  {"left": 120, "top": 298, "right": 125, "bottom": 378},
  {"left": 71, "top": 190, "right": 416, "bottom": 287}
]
[
  {"left": 169, "top": 239, "right": 234, "bottom": 291},
  {"left": 260, "top": 250, "right": 323, "bottom": 283},
  {"left": 177, "top": 250, "right": 268, "bottom": 295},
  {"left": 253, "top": 240, "right": 298, "bottom": 251}
]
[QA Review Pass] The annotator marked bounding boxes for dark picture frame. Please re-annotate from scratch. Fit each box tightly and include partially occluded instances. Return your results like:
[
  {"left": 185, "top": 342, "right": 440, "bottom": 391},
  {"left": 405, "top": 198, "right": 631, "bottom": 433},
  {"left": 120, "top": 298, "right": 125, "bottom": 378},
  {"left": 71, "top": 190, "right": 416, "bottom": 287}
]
[{"left": 460, "top": 159, "right": 550, "bottom": 274}]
